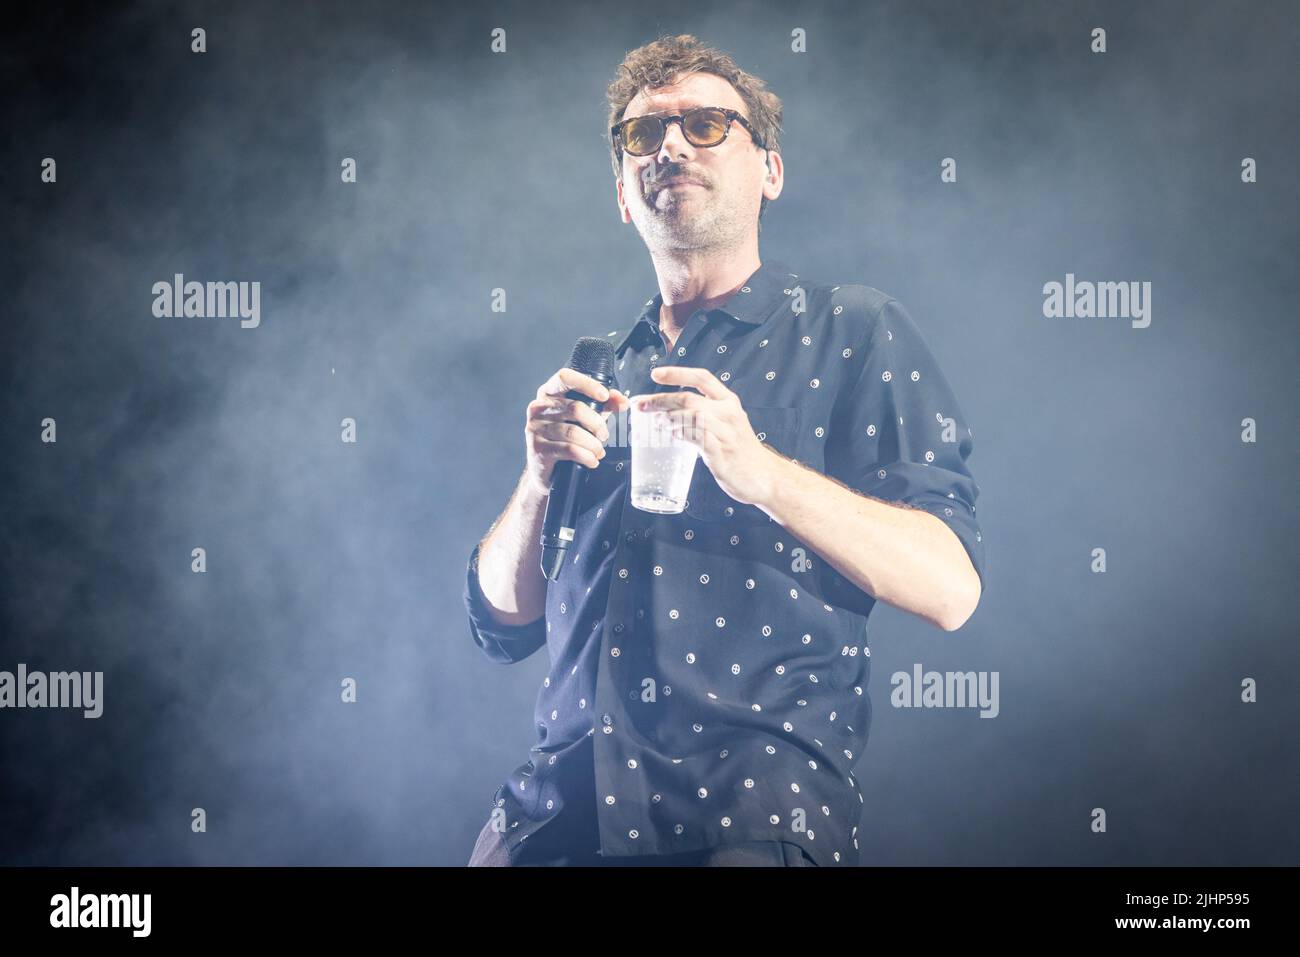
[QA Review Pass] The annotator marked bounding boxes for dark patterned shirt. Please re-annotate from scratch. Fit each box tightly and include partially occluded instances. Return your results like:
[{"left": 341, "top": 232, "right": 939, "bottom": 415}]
[{"left": 463, "top": 257, "right": 986, "bottom": 866}]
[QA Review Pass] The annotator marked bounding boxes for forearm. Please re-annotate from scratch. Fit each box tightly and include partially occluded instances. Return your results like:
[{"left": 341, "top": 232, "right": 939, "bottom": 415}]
[
  {"left": 753, "top": 449, "right": 981, "bottom": 631},
  {"left": 476, "top": 469, "right": 551, "bottom": 627}
]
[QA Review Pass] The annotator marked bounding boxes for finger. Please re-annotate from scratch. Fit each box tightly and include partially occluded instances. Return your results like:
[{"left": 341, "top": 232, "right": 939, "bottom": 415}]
[
  {"left": 552, "top": 368, "right": 611, "bottom": 404},
  {"left": 534, "top": 421, "right": 607, "bottom": 459},
  {"left": 666, "top": 409, "right": 710, "bottom": 443},
  {"left": 535, "top": 436, "right": 603, "bottom": 469},
  {"left": 529, "top": 396, "right": 611, "bottom": 442},
  {"left": 604, "top": 388, "right": 633, "bottom": 413},
  {"left": 648, "top": 365, "right": 730, "bottom": 401},
  {"left": 634, "top": 391, "right": 702, "bottom": 413}
]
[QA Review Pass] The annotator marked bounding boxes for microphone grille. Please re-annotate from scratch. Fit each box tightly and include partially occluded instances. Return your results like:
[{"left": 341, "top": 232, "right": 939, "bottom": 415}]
[{"left": 568, "top": 336, "right": 617, "bottom": 381}]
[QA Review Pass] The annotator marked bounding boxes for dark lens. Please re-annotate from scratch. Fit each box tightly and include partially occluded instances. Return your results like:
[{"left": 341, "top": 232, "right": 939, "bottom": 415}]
[
  {"left": 622, "top": 117, "right": 663, "bottom": 155},
  {"left": 684, "top": 108, "right": 729, "bottom": 146}
]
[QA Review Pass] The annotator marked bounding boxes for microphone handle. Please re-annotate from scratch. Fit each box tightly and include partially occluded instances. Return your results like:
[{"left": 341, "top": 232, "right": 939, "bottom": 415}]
[{"left": 540, "top": 380, "right": 615, "bottom": 580}]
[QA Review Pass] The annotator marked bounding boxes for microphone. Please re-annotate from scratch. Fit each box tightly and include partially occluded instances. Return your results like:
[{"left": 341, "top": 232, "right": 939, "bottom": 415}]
[{"left": 540, "top": 337, "right": 619, "bottom": 580}]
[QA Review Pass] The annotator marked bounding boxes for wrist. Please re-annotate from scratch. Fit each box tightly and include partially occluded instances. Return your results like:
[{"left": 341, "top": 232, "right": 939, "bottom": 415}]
[{"left": 752, "top": 445, "right": 795, "bottom": 520}]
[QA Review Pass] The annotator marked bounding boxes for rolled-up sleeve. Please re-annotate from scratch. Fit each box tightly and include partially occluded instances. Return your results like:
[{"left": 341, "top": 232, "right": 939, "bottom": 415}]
[
  {"left": 463, "top": 541, "right": 547, "bottom": 664},
  {"left": 825, "top": 296, "right": 986, "bottom": 593}
]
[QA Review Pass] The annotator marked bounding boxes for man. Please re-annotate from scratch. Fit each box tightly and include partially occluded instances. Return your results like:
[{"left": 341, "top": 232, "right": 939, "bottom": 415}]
[{"left": 463, "top": 34, "right": 985, "bottom": 867}]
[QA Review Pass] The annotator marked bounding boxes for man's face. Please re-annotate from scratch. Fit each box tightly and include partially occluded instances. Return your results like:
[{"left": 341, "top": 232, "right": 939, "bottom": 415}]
[{"left": 614, "top": 71, "right": 779, "bottom": 252}]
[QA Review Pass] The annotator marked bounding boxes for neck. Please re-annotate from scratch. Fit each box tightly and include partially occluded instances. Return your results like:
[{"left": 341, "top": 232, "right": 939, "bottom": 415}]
[{"left": 651, "top": 245, "right": 761, "bottom": 350}]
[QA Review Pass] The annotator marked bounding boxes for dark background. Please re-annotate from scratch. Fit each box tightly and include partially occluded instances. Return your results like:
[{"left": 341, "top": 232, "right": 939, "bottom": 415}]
[{"left": 1, "top": 0, "right": 1296, "bottom": 865}]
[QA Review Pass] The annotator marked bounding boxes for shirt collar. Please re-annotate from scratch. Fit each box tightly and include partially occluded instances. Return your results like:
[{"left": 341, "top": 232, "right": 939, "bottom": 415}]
[{"left": 610, "top": 258, "right": 799, "bottom": 358}]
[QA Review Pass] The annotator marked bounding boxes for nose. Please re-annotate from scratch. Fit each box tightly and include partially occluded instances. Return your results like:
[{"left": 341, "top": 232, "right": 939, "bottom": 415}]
[{"left": 656, "top": 117, "right": 696, "bottom": 163}]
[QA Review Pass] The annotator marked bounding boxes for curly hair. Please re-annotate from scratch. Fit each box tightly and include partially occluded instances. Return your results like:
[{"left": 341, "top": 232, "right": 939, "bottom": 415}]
[{"left": 605, "top": 34, "right": 783, "bottom": 230}]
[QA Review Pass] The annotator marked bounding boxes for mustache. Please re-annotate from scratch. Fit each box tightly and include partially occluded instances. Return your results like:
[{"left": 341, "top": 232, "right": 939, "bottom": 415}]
[{"left": 646, "top": 169, "right": 708, "bottom": 191}]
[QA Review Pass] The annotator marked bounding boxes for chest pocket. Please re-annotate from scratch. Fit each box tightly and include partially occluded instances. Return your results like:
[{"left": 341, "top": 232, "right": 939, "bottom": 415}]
[{"left": 684, "top": 406, "right": 801, "bottom": 522}]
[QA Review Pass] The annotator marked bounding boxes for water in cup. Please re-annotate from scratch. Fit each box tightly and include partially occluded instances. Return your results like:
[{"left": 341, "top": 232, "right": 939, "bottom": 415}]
[{"left": 629, "top": 406, "right": 700, "bottom": 514}]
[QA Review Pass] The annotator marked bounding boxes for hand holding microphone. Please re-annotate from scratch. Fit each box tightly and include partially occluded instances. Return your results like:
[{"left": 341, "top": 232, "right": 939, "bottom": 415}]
[
  {"left": 528, "top": 338, "right": 632, "bottom": 579},
  {"left": 525, "top": 369, "right": 628, "bottom": 496}
]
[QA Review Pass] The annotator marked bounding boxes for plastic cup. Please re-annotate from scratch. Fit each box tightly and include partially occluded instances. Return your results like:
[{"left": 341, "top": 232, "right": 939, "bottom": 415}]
[{"left": 629, "top": 405, "right": 700, "bottom": 514}]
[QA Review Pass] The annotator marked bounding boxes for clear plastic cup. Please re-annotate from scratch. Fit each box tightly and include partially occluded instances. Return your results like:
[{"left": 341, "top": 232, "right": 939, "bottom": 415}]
[{"left": 629, "top": 405, "right": 700, "bottom": 514}]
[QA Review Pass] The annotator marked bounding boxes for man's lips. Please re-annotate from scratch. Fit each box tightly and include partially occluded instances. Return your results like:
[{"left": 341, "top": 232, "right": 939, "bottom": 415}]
[{"left": 654, "top": 177, "right": 705, "bottom": 190}]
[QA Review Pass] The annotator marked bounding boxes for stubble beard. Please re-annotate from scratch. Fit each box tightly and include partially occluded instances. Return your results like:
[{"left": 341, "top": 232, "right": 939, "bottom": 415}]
[{"left": 633, "top": 185, "right": 746, "bottom": 253}]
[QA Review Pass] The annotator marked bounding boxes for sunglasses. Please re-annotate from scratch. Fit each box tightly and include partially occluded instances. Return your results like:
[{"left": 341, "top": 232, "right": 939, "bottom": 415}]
[{"left": 611, "top": 106, "right": 766, "bottom": 157}]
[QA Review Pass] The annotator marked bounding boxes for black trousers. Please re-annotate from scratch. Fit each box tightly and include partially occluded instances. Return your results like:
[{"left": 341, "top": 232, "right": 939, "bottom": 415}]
[{"left": 467, "top": 816, "right": 817, "bottom": 867}]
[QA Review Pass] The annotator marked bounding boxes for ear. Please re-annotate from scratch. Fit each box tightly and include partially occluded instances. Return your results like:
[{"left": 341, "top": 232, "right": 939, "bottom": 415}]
[
  {"left": 761, "top": 150, "right": 783, "bottom": 201},
  {"left": 615, "top": 175, "right": 632, "bottom": 224}
]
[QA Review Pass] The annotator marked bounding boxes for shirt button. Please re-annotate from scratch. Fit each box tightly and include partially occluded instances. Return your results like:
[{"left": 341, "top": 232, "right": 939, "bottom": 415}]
[
  {"left": 613, "top": 623, "right": 624, "bottom": 634},
  {"left": 605, "top": 795, "right": 616, "bottom": 805},
  {"left": 677, "top": 346, "right": 686, "bottom": 356},
  {"left": 625, "top": 532, "right": 636, "bottom": 544},
  {"left": 602, "top": 713, "right": 612, "bottom": 724}
]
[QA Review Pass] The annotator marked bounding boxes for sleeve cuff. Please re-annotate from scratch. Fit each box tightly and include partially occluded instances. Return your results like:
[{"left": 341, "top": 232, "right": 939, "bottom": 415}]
[
  {"left": 900, "top": 491, "right": 986, "bottom": 593},
  {"left": 463, "top": 541, "right": 547, "bottom": 664}
]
